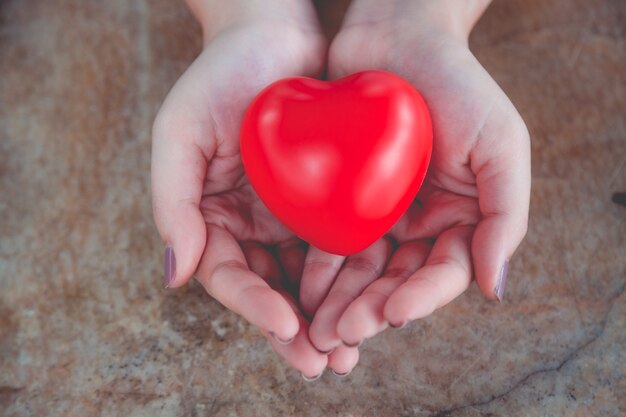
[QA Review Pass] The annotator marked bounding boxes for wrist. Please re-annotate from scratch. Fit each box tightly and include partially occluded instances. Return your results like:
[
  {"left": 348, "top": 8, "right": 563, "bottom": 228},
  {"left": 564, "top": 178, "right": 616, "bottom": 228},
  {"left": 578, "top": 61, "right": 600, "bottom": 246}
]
[
  {"left": 412, "top": 0, "right": 492, "bottom": 41},
  {"left": 185, "top": 0, "right": 251, "bottom": 41},
  {"left": 186, "top": 0, "right": 321, "bottom": 45}
]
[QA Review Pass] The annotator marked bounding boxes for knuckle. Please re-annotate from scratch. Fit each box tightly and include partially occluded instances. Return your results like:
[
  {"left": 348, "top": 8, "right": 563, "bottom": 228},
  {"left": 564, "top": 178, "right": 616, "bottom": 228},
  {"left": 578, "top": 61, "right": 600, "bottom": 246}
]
[
  {"left": 344, "top": 257, "right": 382, "bottom": 276},
  {"left": 328, "top": 288, "right": 358, "bottom": 304},
  {"left": 303, "top": 259, "right": 337, "bottom": 274},
  {"left": 427, "top": 254, "right": 471, "bottom": 279},
  {"left": 213, "top": 259, "right": 248, "bottom": 276},
  {"left": 381, "top": 268, "right": 413, "bottom": 279}
]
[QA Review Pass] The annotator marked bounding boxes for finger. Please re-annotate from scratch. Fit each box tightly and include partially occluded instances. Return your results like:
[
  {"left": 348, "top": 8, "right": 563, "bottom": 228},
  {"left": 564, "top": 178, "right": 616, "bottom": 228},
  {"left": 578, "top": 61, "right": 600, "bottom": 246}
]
[
  {"left": 151, "top": 73, "right": 217, "bottom": 288},
  {"left": 241, "top": 242, "right": 283, "bottom": 290},
  {"left": 275, "top": 239, "right": 308, "bottom": 291},
  {"left": 337, "top": 240, "right": 431, "bottom": 344},
  {"left": 384, "top": 226, "right": 474, "bottom": 326},
  {"left": 309, "top": 238, "right": 392, "bottom": 352},
  {"left": 327, "top": 344, "right": 359, "bottom": 377},
  {"left": 219, "top": 236, "right": 327, "bottom": 378},
  {"left": 196, "top": 224, "right": 299, "bottom": 341},
  {"left": 261, "top": 314, "right": 328, "bottom": 380},
  {"left": 470, "top": 115, "right": 531, "bottom": 301},
  {"left": 299, "top": 247, "right": 346, "bottom": 318}
]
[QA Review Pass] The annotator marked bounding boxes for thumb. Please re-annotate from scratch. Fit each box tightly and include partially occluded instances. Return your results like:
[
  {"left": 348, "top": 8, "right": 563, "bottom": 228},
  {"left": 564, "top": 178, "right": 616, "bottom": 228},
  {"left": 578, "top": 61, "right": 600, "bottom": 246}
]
[
  {"left": 151, "top": 103, "right": 216, "bottom": 288},
  {"left": 471, "top": 114, "right": 531, "bottom": 301}
]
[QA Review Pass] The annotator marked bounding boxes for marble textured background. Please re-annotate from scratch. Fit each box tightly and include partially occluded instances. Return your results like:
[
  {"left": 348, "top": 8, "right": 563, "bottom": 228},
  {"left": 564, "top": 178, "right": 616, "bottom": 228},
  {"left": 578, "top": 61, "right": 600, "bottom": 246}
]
[{"left": 1, "top": 0, "right": 625, "bottom": 416}]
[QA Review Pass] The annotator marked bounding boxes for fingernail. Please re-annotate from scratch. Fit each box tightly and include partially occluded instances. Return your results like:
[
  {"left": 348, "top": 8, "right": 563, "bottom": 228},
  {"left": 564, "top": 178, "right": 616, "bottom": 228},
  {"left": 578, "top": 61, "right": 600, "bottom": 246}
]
[
  {"left": 331, "top": 369, "right": 351, "bottom": 377},
  {"left": 270, "top": 332, "right": 294, "bottom": 345},
  {"left": 495, "top": 260, "right": 509, "bottom": 302},
  {"left": 164, "top": 245, "right": 176, "bottom": 288},
  {"left": 343, "top": 340, "right": 362, "bottom": 348},
  {"left": 389, "top": 320, "right": 408, "bottom": 329},
  {"left": 302, "top": 371, "right": 323, "bottom": 382}
]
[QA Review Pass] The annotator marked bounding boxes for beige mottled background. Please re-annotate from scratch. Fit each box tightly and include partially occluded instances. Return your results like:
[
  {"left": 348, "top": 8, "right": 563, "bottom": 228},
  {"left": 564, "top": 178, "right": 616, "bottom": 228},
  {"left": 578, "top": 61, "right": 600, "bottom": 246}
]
[{"left": 1, "top": 0, "right": 625, "bottom": 416}]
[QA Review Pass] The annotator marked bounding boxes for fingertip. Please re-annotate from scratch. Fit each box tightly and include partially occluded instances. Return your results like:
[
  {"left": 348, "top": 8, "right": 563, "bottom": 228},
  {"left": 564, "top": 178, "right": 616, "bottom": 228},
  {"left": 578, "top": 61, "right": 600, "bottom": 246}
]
[
  {"left": 327, "top": 344, "right": 359, "bottom": 376},
  {"left": 336, "top": 293, "right": 386, "bottom": 343},
  {"left": 383, "top": 280, "right": 438, "bottom": 324},
  {"left": 282, "top": 316, "right": 301, "bottom": 343},
  {"left": 161, "top": 208, "right": 207, "bottom": 289},
  {"left": 265, "top": 318, "right": 328, "bottom": 378},
  {"left": 301, "top": 353, "right": 328, "bottom": 379},
  {"left": 472, "top": 216, "right": 522, "bottom": 301},
  {"left": 255, "top": 287, "right": 301, "bottom": 340},
  {"left": 307, "top": 310, "right": 336, "bottom": 353}
]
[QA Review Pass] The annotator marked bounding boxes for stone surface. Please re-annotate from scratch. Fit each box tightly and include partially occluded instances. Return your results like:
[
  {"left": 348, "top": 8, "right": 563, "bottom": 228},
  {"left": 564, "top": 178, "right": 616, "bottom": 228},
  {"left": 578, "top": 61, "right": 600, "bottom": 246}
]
[{"left": 0, "top": 0, "right": 625, "bottom": 416}]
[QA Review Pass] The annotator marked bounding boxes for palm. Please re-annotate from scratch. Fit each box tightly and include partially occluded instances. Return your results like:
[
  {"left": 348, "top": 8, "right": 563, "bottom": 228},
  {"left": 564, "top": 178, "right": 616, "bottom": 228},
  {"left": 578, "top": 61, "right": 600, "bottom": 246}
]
[
  {"left": 389, "top": 39, "right": 507, "bottom": 242},
  {"left": 191, "top": 27, "right": 316, "bottom": 246},
  {"left": 197, "top": 96, "right": 295, "bottom": 247}
]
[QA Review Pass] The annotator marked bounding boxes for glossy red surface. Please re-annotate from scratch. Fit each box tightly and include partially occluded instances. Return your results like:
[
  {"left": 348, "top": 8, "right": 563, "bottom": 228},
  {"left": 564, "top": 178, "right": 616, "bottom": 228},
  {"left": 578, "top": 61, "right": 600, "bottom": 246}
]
[{"left": 241, "top": 70, "right": 433, "bottom": 255}]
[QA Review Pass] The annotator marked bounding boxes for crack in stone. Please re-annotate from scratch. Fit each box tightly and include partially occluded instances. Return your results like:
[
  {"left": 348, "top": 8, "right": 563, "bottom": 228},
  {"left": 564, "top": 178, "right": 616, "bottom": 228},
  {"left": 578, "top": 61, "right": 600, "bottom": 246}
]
[
  {"left": 0, "top": 386, "right": 25, "bottom": 395},
  {"left": 430, "top": 283, "right": 625, "bottom": 417}
]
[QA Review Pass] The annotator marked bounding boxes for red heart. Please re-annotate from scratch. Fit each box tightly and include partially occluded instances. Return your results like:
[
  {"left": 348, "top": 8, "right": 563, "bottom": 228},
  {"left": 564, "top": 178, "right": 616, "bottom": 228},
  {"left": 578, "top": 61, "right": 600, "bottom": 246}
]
[{"left": 241, "top": 70, "right": 432, "bottom": 256}]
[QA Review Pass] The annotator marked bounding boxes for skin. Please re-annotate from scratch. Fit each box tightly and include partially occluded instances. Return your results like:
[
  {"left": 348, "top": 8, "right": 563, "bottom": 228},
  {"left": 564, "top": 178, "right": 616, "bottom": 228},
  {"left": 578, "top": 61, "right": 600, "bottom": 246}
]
[{"left": 151, "top": 0, "right": 530, "bottom": 378}]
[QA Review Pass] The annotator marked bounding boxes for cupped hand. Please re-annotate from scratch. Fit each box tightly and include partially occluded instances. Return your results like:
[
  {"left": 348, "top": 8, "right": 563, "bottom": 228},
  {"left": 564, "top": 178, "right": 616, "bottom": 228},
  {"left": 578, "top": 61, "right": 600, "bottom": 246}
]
[
  {"left": 301, "top": 0, "right": 530, "bottom": 355},
  {"left": 151, "top": 2, "right": 358, "bottom": 379}
]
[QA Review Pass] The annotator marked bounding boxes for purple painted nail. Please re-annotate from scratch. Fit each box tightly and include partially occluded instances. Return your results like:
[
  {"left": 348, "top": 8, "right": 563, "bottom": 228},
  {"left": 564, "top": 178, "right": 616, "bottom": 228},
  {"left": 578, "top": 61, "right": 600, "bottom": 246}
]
[
  {"left": 270, "top": 332, "right": 294, "bottom": 345},
  {"left": 331, "top": 369, "right": 351, "bottom": 377},
  {"left": 389, "top": 320, "right": 408, "bottom": 329},
  {"left": 495, "top": 260, "right": 509, "bottom": 302},
  {"left": 164, "top": 245, "right": 176, "bottom": 288},
  {"left": 302, "top": 371, "right": 323, "bottom": 382},
  {"left": 314, "top": 346, "right": 335, "bottom": 355},
  {"left": 343, "top": 340, "right": 362, "bottom": 348}
]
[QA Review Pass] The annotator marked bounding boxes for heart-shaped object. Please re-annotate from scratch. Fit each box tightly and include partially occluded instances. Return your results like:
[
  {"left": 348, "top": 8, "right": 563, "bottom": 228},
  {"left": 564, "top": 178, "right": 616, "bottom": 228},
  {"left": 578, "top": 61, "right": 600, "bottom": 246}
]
[{"left": 241, "top": 70, "right": 432, "bottom": 255}]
